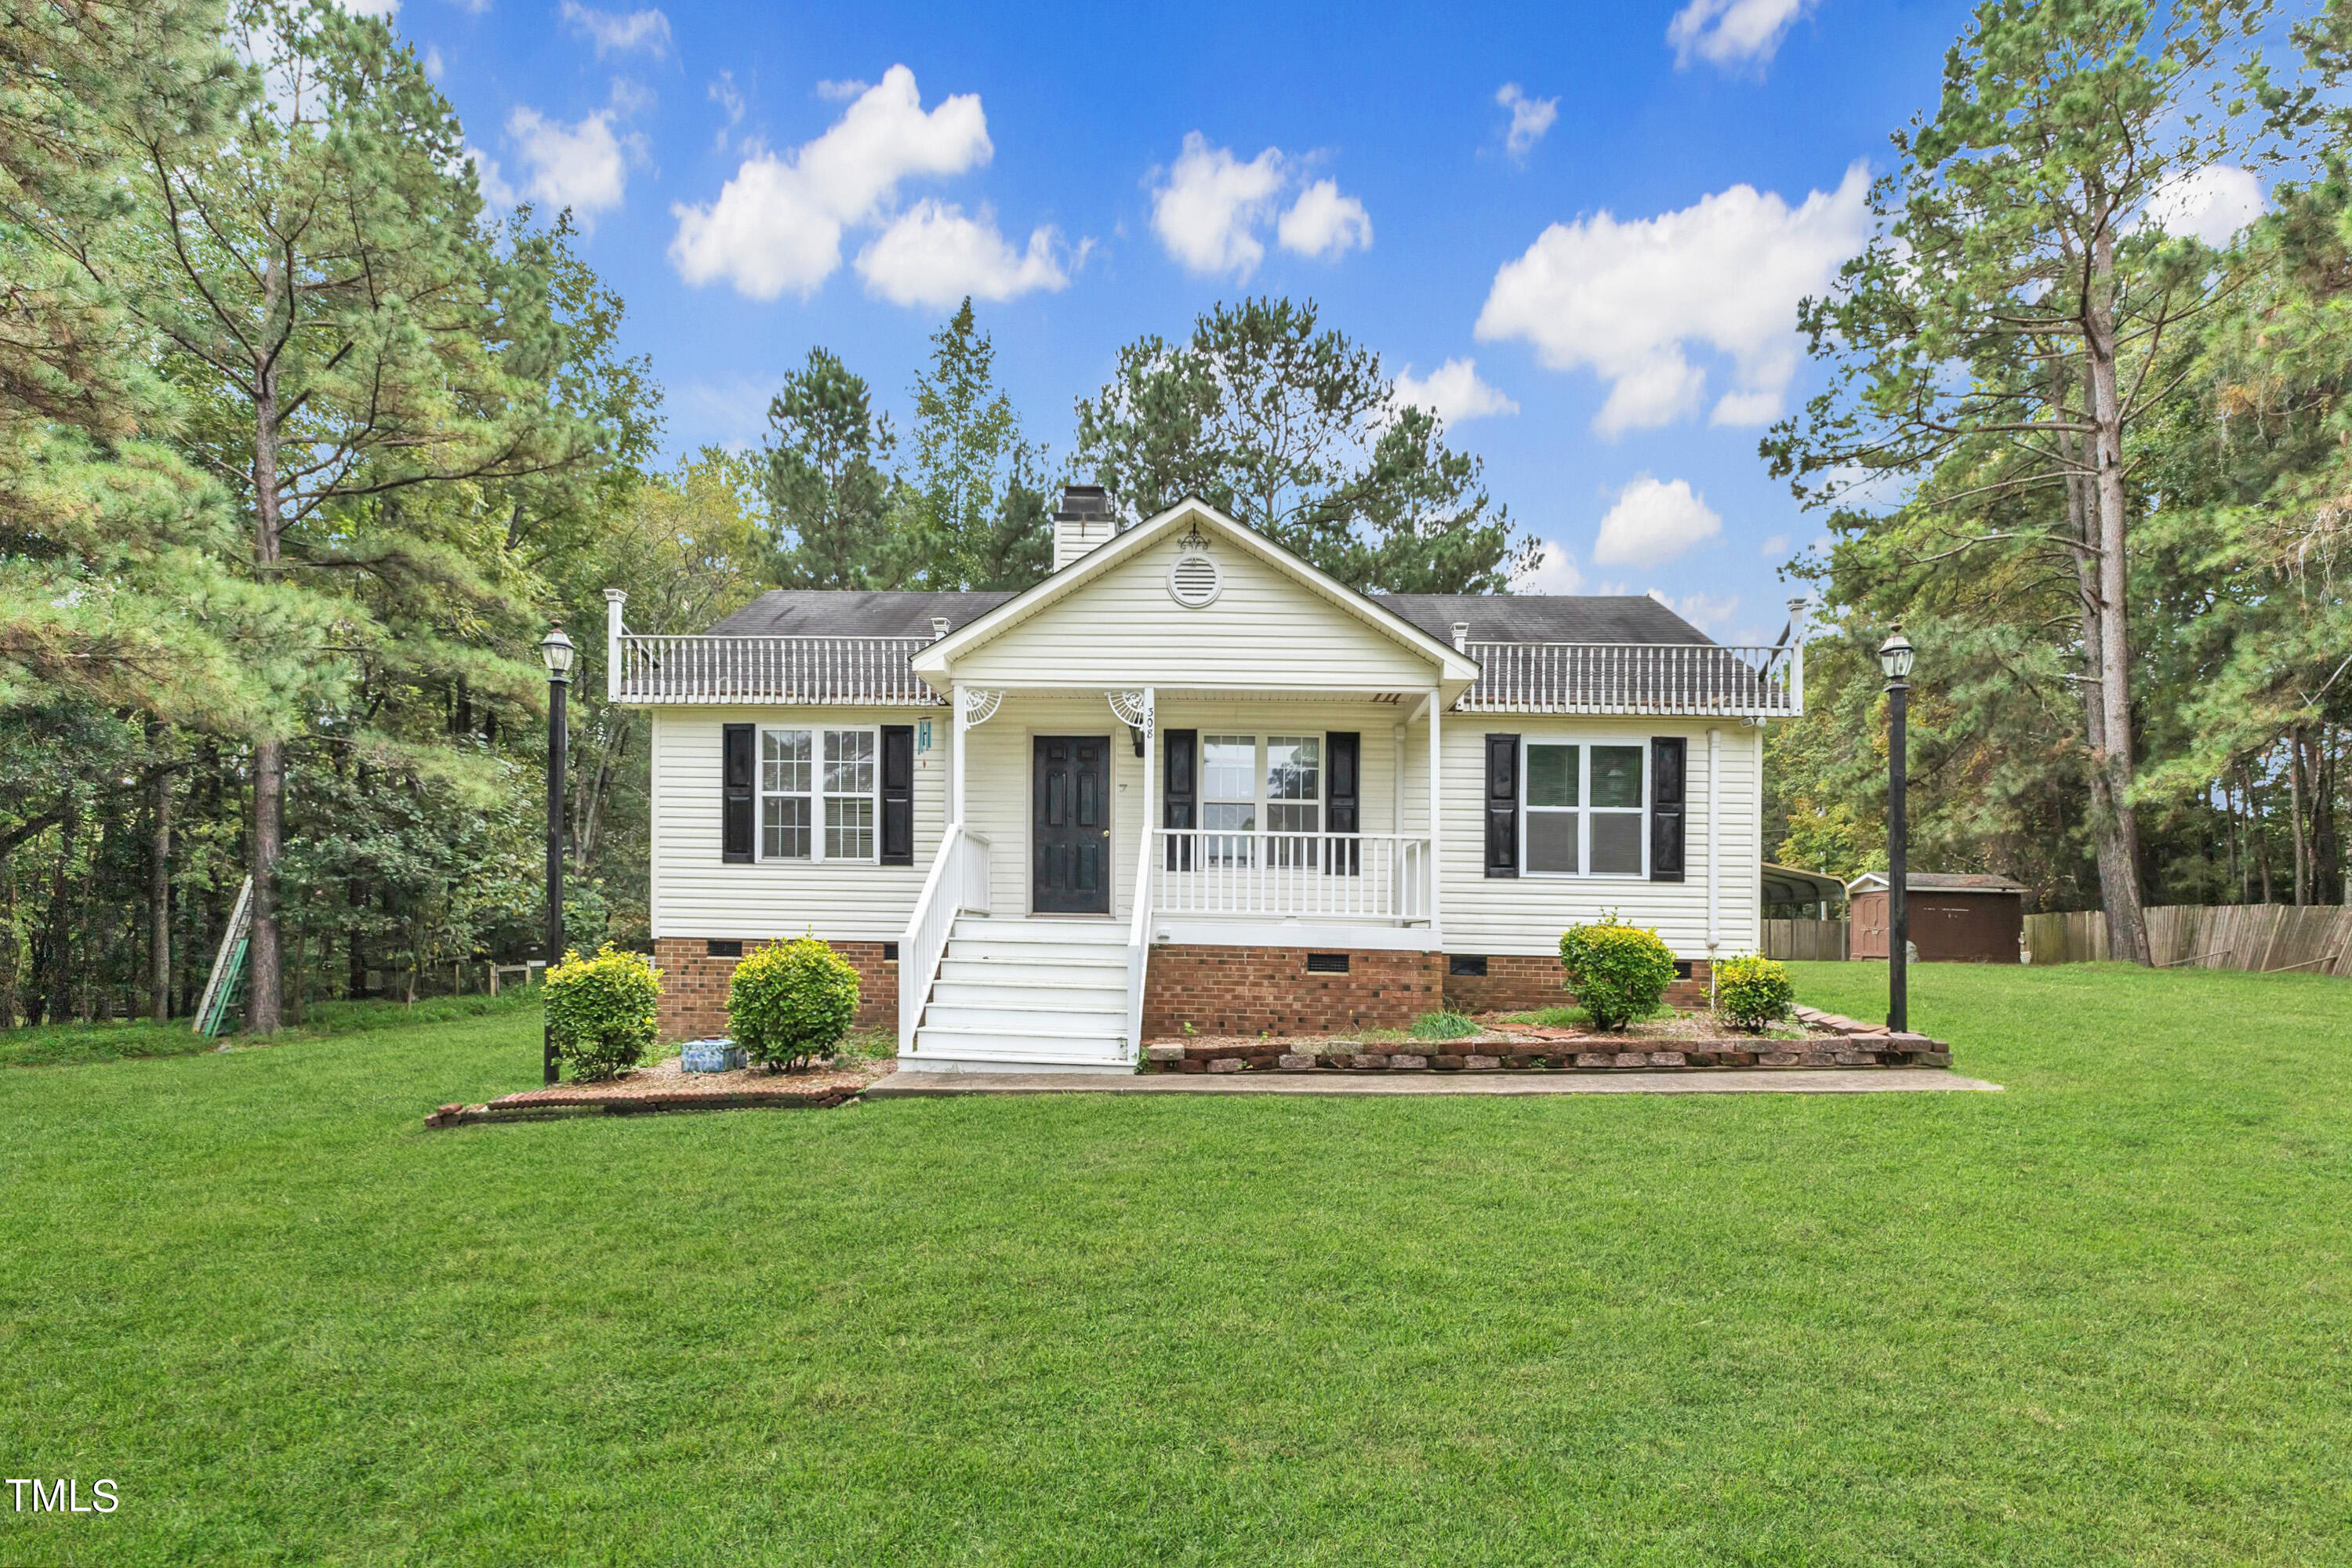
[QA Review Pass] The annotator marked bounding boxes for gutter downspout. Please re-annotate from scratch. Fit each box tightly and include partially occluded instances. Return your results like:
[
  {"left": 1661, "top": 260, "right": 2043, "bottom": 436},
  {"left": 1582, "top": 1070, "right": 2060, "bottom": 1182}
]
[{"left": 1707, "top": 726, "right": 1722, "bottom": 1004}]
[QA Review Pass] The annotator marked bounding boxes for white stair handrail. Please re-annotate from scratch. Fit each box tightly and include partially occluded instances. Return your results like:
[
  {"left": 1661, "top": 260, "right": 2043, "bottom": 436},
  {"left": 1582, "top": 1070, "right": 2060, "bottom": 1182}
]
[{"left": 899, "top": 825, "right": 990, "bottom": 1052}]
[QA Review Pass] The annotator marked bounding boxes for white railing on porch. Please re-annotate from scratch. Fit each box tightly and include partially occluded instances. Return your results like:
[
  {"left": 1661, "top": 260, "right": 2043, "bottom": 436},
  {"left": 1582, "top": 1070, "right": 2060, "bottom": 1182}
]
[
  {"left": 1149, "top": 830, "right": 1429, "bottom": 922},
  {"left": 614, "top": 633, "right": 942, "bottom": 705},
  {"left": 1122, "top": 793, "right": 1156, "bottom": 1064},
  {"left": 1459, "top": 641, "right": 1802, "bottom": 716},
  {"left": 898, "top": 825, "right": 990, "bottom": 1051}
]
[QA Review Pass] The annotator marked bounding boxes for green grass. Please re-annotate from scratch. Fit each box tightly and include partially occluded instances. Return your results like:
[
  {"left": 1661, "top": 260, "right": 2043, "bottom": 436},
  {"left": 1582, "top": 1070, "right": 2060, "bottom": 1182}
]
[
  {"left": 0, "top": 989, "right": 543, "bottom": 1069},
  {"left": 1406, "top": 1008, "right": 1481, "bottom": 1040},
  {"left": 3, "top": 962, "right": 2349, "bottom": 1565}
]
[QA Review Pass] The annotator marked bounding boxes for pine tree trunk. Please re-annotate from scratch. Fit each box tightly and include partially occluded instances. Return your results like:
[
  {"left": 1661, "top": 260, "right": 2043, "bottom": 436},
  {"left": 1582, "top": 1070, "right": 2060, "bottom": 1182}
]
[
  {"left": 149, "top": 762, "right": 171, "bottom": 1022},
  {"left": 247, "top": 342, "right": 286, "bottom": 1034},
  {"left": 43, "top": 803, "right": 76, "bottom": 1026},
  {"left": 2083, "top": 220, "right": 2152, "bottom": 964},
  {"left": 2289, "top": 729, "right": 2310, "bottom": 907}
]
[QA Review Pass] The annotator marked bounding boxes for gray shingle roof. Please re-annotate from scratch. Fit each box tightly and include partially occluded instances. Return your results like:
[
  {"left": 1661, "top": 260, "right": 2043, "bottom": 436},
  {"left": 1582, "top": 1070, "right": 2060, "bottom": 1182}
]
[
  {"left": 705, "top": 590, "right": 1017, "bottom": 638},
  {"left": 1848, "top": 873, "right": 2030, "bottom": 894},
  {"left": 1376, "top": 593, "right": 1713, "bottom": 646},
  {"left": 702, "top": 588, "right": 1715, "bottom": 647}
]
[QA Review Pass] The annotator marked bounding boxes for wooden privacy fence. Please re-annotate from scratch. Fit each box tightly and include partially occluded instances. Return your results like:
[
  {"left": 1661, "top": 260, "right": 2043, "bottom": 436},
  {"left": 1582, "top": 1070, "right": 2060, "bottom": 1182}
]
[
  {"left": 2025, "top": 905, "right": 2352, "bottom": 975},
  {"left": 1762, "top": 919, "right": 1850, "bottom": 961}
]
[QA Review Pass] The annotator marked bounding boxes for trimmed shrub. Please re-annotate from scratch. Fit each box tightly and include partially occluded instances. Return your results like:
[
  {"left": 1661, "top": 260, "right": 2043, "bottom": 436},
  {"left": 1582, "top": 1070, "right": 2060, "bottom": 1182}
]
[
  {"left": 544, "top": 943, "right": 660, "bottom": 1080},
  {"left": 728, "top": 937, "right": 861, "bottom": 1071},
  {"left": 1559, "top": 915, "right": 1675, "bottom": 1031},
  {"left": 1715, "top": 954, "right": 1795, "bottom": 1033}
]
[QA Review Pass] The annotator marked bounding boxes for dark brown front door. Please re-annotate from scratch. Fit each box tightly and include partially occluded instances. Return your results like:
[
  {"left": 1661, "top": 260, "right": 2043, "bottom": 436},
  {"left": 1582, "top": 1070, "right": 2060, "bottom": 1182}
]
[{"left": 1033, "top": 735, "right": 1111, "bottom": 914}]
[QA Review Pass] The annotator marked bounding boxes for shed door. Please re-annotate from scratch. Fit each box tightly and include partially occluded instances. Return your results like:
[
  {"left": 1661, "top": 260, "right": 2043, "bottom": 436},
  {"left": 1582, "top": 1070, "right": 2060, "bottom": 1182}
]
[{"left": 1033, "top": 735, "right": 1112, "bottom": 915}]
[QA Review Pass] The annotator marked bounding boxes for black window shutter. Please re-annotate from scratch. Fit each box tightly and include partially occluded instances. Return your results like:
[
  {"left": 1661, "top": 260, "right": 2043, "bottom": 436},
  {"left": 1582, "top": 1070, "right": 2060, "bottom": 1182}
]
[
  {"left": 1326, "top": 731, "right": 1360, "bottom": 875},
  {"left": 1483, "top": 734, "right": 1519, "bottom": 878},
  {"left": 880, "top": 724, "right": 914, "bottom": 866},
  {"left": 1163, "top": 728, "right": 1196, "bottom": 870},
  {"left": 1650, "top": 736, "right": 1686, "bottom": 882},
  {"left": 721, "top": 723, "right": 755, "bottom": 864}
]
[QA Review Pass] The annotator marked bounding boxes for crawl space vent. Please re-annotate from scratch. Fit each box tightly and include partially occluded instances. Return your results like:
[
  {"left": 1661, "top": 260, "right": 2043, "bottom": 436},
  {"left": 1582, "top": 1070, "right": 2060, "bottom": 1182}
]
[{"left": 1167, "top": 552, "right": 1222, "bottom": 608}]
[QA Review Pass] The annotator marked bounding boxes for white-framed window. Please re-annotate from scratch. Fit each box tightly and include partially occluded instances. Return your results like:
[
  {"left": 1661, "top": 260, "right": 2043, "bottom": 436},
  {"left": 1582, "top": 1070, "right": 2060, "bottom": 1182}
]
[
  {"left": 1202, "top": 734, "right": 1258, "bottom": 866},
  {"left": 1523, "top": 740, "right": 1646, "bottom": 877},
  {"left": 759, "top": 725, "right": 877, "bottom": 862},
  {"left": 1195, "top": 735, "right": 1327, "bottom": 867}
]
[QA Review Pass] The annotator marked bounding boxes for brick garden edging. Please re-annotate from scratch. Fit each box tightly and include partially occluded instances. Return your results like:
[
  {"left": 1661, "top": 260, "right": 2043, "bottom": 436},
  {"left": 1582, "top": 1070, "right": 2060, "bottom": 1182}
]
[
  {"left": 425, "top": 1058, "right": 874, "bottom": 1127},
  {"left": 1140, "top": 1005, "right": 1951, "bottom": 1076}
]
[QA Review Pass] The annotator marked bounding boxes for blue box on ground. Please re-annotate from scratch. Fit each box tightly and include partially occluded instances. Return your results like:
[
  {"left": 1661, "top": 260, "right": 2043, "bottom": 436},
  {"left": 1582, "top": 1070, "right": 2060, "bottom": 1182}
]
[{"left": 679, "top": 1039, "right": 746, "bottom": 1073}]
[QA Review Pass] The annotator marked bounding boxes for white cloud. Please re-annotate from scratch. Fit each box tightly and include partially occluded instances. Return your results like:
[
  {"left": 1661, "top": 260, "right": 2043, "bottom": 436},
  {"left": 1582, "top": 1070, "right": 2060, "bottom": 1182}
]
[
  {"left": 1277, "top": 179, "right": 1372, "bottom": 260},
  {"left": 670, "top": 65, "right": 993, "bottom": 300},
  {"left": 1392, "top": 358, "right": 1519, "bottom": 426},
  {"left": 447, "top": 0, "right": 488, "bottom": 13},
  {"left": 334, "top": 0, "right": 399, "bottom": 16},
  {"left": 855, "top": 200, "right": 1070, "bottom": 307},
  {"left": 1152, "top": 134, "right": 1284, "bottom": 278},
  {"left": 559, "top": 0, "right": 670, "bottom": 58},
  {"left": 709, "top": 70, "right": 744, "bottom": 150},
  {"left": 1667, "top": 0, "right": 1815, "bottom": 71},
  {"left": 1594, "top": 477, "right": 1722, "bottom": 568},
  {"left": 1515, "top": 541, "right": 1586, "bottom": 594},
  {"left": 506, "top": 103, "right": 634, "bottom": 223},
  {"left": 2143, "top": 165, "right": 2264, "bottom": 249},
  {"left": 1759, "top": 532, "right": 1790, "bottom": 557},
  {"left": 815, "top": 78, "right": 868, "bottom": 100},
  {"left": 1650, "top": 588, "right": 1740, "bottom": 633},
  {"left": 1475, "top": 162, "right": 1870, "bottom": 435},
  {"left": 423, "top": 43, "right": 444, "bottom": 77},
  {"left": 1495, "top": 83, "right": 1558, "bottom": 158}
]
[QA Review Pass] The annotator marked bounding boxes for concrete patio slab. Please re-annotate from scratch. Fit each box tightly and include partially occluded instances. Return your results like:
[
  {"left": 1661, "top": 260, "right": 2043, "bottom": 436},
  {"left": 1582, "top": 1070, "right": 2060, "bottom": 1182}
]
[{"left": 866, "top": 1068, "right": 2002, "bottom": 1098}]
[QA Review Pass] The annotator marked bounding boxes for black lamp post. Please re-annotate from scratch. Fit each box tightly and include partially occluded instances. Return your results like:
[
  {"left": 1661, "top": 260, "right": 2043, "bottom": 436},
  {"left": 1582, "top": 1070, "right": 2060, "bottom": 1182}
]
[
  {"left": 539, "top": 624, "right": 575, "bottom": 1084},
  {"left": 1878, "top": 623, "right": 1915, "bottom": 1033}
]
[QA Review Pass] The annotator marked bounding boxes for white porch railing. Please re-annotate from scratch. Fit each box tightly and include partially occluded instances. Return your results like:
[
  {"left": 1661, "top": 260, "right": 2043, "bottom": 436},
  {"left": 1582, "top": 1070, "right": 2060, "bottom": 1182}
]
[
  {"left": 614, "top": 633, "right": 942, "bottom": 705},
  {"left": 1149, "top": 830, "right": 1429, "bottom": 922},
  {"left": 898, "top": 825, "right": 990, "bottom": 1051},
  {"left": 1459, "top": 641, "right": 1802, "bottom": 716},
  {"left": 1123, "top": 791, "right": 1156, "bottom": 1064}
]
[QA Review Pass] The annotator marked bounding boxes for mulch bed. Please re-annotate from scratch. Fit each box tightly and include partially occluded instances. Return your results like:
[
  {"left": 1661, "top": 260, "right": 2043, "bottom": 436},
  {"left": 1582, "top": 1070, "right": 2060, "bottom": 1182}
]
[{"left": 425, "top": 1055, "right": 892, "bottom": 1128}]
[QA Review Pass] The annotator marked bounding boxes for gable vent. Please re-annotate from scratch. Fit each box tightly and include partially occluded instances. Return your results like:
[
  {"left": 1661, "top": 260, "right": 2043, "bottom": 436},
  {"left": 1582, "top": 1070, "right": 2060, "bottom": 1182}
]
[{"left": 1168, "top": 552, "right": 1222, "bottom": 608}]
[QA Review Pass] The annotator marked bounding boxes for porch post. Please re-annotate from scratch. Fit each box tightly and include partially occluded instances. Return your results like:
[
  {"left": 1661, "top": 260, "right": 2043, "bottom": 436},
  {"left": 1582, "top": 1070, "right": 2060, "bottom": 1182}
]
[
  {"left": 1427, "top": 686, "right": 1443, "bottom": 931},
  {"left": 952, "top": 681, "right": 967, "bottom": 829},
  {"left": 1140, "top": 686, "right": 1156, "bottom": 922}
]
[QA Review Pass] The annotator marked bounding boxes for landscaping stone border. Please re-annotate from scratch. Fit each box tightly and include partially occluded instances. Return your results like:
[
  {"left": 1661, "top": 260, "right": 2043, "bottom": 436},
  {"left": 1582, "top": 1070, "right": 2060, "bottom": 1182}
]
[
  {"left": 1139, "top": 1006, "right": 1951, "bottom": 1076},
  {"left": 425, "top": 1058, "right": 876, "bottom": 1127}
]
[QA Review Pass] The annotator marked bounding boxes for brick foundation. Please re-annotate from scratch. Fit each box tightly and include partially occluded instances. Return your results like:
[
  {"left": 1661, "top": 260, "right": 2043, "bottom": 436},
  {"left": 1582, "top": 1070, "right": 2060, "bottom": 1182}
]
[
  {"left": 652, "top": 937, "right": 896, "bottom": 1044},
  {"left": 1141, "top": 945, "right": 1445, "bottom": 1036},
  {"left": 1443, "top": 953, "right": 1712, "bottom": 1014}
]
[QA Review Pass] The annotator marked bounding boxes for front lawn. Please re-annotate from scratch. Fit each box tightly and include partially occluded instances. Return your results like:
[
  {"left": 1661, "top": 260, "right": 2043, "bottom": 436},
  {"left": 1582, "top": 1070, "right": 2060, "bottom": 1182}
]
[{"left": 2, "top": 963, "right": 2347, "bottom": 1565}]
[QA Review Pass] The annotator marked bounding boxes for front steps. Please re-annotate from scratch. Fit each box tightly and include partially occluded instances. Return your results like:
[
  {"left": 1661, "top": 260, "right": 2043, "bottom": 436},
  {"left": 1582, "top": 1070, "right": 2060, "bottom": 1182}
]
[{"left": 906, "top": 916, "right": 1134, "bottom": 1069}]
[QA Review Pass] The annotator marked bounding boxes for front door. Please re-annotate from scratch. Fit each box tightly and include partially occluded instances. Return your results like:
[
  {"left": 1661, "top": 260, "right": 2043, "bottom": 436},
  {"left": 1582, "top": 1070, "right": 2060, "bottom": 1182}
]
[{"left": 1033, "top": 735, "right": 1112, "bottom": 915}]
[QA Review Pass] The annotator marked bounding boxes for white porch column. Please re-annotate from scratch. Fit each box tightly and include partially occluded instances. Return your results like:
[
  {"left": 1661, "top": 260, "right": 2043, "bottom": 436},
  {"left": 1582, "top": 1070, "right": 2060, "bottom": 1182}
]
[
  {"left": 952, "top": 681, "right": 967, "bottom": 829},
  {"left": 1427, "top": 687, "right": 1443, "bottom": 932},
  {"left": 603, "top": 588, "right": 626, "bottom": 703},
  {"left": 1140, "top": 686, "right": 1156, "bottom": 923}
]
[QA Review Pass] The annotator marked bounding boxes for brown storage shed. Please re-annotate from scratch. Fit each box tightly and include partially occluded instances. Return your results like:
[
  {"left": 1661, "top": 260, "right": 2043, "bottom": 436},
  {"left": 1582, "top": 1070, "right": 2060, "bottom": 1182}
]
[{"left": 1847, "top": 873, "right": 2027, "bottom": 963}]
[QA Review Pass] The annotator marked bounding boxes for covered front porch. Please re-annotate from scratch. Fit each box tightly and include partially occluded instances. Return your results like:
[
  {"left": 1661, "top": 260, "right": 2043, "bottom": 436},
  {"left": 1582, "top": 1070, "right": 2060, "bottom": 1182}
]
[{"left": 898, "top": 683, "right": 1449, "bottom": 1068}]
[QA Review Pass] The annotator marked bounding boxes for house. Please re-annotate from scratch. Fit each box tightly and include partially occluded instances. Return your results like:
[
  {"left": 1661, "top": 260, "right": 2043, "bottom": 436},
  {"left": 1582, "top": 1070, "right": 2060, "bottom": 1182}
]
[
  {"left": 1847, "top": 872, "right": 2027, "bottom": 963},
  {"left": 605, "top": 487, "right": 1804, "bottom": 1071}
]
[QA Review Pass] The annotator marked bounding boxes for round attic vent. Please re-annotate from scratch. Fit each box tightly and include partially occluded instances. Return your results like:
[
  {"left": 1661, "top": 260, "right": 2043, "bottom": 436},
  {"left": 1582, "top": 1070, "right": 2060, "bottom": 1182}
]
[{"left": 1167, "top": 552, "right": 1222, "bottom": 608}]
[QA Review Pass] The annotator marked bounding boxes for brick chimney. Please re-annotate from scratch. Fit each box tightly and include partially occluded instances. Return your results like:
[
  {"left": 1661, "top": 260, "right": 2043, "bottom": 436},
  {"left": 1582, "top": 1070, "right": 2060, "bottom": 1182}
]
[{"left": 1052, "top": 485, "right": 1118, "bottom": 571}]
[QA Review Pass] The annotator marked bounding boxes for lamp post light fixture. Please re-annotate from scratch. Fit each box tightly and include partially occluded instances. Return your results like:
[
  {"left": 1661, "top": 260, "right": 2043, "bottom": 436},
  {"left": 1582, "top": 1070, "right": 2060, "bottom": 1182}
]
[
  {"left": 1878, "top": 622, "right": 1915, "bottom": 1033},
  {"left": 539, "top": 625, "right": 575, "bottom": 1085}
]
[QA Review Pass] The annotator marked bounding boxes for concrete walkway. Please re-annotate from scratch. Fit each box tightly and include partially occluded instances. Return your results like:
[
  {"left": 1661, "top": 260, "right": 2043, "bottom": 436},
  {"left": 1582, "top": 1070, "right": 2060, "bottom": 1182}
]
[{"left": 867, "top": 1068, "right": 2002, "bottom": 1098}]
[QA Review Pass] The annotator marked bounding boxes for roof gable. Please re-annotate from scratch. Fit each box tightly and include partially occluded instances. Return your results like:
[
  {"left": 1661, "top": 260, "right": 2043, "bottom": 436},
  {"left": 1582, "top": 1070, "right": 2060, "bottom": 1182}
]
[{"left": 910, "top": 499, "right": 1483, "bottom": 689}]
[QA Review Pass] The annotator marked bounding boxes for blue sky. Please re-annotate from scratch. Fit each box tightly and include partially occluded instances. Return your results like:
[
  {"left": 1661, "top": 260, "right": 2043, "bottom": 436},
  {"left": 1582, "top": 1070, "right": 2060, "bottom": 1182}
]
[{"left": 390, "top": 0, "right": 1991, "bottom": 643}]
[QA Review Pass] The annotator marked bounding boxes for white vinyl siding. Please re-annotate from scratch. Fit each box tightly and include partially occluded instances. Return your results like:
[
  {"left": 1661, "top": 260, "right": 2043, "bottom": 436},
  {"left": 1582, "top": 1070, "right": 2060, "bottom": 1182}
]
[
  {"left": 950, "top": 536, "right": 1439, "bottom": 691},
  {"left": 1435, "top": 720, "right": 1762, "bottom": 959},
  {"left": 650, "top": 708, "right": 942, "bottom": 942}
]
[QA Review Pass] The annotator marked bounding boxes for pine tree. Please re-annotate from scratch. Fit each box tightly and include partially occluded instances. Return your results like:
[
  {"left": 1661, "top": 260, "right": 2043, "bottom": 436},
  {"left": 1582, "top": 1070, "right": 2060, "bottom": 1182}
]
[
  {"left": 905, "top": 299, "right": 1051, "bottom": 590},
  {"left": 760, "top": 347, "right": 903, "bottom": 590},
  {"left": 1074, "top": 297, "right": 1535, "bottom": 593}
]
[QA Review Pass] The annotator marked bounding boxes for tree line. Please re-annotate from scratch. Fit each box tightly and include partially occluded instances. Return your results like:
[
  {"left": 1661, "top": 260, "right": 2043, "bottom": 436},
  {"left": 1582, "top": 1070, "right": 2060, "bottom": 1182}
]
[
  {"left": 0, "top": 0, "right": 1529, "bottom": 1029},
  {"left": 1764, "top": 0, "right": 2352, "bottom": 960}
]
